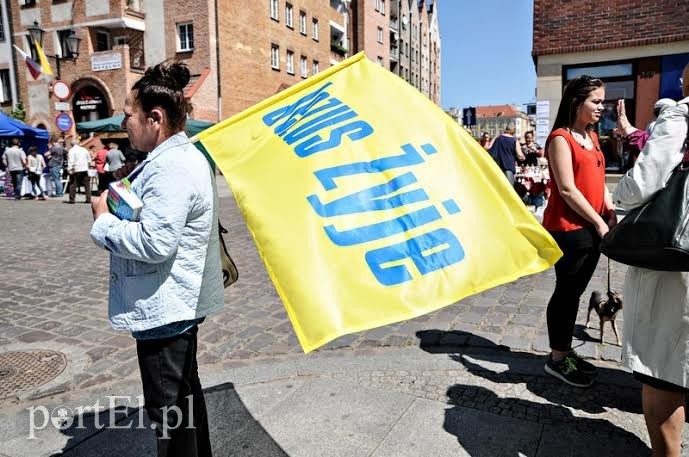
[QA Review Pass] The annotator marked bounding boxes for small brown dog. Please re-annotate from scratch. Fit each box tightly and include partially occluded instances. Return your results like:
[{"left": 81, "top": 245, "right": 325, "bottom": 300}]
[{"left": 586, "top": 290, "right": 623, "bottom": 345}]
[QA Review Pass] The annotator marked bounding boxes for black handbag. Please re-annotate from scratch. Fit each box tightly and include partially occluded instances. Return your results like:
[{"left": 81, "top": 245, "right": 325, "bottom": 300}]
[{"left": 600, "top": 152, "right": 689, "bottom": 271}]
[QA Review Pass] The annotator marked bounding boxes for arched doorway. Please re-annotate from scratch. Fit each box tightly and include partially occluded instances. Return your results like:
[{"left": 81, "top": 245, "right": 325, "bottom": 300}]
[{"left": 71, "top": 83, "right": 111, "bottom": 123}]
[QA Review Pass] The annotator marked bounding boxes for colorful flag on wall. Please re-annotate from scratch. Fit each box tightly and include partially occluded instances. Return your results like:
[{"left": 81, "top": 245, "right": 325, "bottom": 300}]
[
  {"left": 34, "top": 41, "right": 54, "bottom": 77},
  {"left": 13, "top": 45, "right": 42, "bottom": 80},
  {"left": 196, "top": 53, "right": 562, "bottom": 352}
]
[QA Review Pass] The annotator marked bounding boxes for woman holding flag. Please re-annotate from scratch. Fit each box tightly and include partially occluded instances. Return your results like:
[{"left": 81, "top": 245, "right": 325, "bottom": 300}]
[
  {"left": 541, "top": 75, "right": 617, "bottom": 388},
  {"left": 89, "top": 61, "right": 223, "bottom": 457}
]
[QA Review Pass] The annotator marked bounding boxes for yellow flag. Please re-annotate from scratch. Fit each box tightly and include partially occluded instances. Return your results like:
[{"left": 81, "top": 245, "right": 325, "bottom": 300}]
[
  {"left": 198, "top": 53, "right": 562, "bottom": 352},
  {"left": 34, "top": 41, "right": 53, "bottom": 76}
]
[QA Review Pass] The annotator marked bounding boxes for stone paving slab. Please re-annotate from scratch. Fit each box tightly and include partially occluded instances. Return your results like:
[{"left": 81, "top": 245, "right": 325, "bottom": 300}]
[
  {"left": 1, "top": 345, "right": 676, "bottom": 457},
  {"left": 1, "top": 191, "right": 628, "bottom": 402}
]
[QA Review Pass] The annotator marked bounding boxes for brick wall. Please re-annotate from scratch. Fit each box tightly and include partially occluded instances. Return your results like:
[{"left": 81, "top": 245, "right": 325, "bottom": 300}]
[
  {"left": 533, "top": 0, "right": 689, "bottom": 57},
  {"left": 354, "top": 0, "right": 389, "bottom": 66},
  {"left": 217, "top": 0, "right": 340, "bottom": 117}
]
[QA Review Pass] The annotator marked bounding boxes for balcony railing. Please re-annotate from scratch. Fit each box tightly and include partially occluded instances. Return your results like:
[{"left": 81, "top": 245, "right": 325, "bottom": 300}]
[
  {"left": 389, "top": 17, "right": 399, "bottom": 31},
  {"left": 390, "top": 47, "right": 399, "bottom": 61},
  {"left": 130, "top": 47, "right": 145, "bottom": 70}
]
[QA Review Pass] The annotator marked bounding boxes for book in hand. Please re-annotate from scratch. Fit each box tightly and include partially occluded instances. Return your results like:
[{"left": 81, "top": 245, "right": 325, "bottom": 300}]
[{"left": 107, "top": 178, "right": 143, "bottom": 221}]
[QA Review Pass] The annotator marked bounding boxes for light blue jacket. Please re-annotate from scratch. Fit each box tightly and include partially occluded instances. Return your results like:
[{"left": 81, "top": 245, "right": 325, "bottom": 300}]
[{"left": 90, "top": 132, "right": 224, "bottom": 332}]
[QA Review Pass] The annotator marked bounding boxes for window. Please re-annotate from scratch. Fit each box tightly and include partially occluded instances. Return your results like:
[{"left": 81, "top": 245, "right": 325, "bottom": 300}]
[
  {"left": 380, "top": 0, "right": 385, "bottom": 15},
  {"left": 566, "top": 63, "right": 633, "bottom": 81},
  {"left": 95, "top": 30, "right": 111, "bottom": 52},
  {"left": 375, "top": 0, "right": 380, "bottom": 11},
  {"left": 0, "top": 70, "right": 10, "bottom": 104},
  {"left": 57, "top": 30, "right": 73, "bottom": 57},
  {"left": 286, "top": 50, "right": 294, "bottom": 74},
  {"left": 312, "top": 60, "right": 319, "bottom": 74},
  {"left": 377, "top": 27, "right": 383, "bottom": 44},
  {"left": 299, "top": 11, "right": 306, "bottom": 35},
  {"left": 113, "top": 36, "right": 128, "bottom": 46},
  {"left": 19, "top": 0, "right": 36, "bottom": 6},
  {"left": 270, "top": 0, "right": 278, "bottom": 20},
  {"left": 285, "top": 3, "right": 293, "bottom": 28},
  {"left": 127, "top": 0, "right": 143, "bottom": 10},
  {"left": 300, "top": 55, "right": 308, "bottom": 78},
  {"left": 176, "top": 23, "right": 194, "bottom": 52},
  {"left": 271, "top": 44, "right": 280, "bottom": 69},
  {"left": 312, "top": 18, "right": 318, "bottom": 41},
  {"left": 0, "top": 7, "right": 4, "bottom": 42},
  {"left": 377, "top": 56, "right": 383, "bottom": 66}
]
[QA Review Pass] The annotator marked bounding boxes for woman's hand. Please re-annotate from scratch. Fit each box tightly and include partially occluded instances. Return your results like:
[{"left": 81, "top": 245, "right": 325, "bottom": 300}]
[
  {"left": 91, "top": 190, "right": 109, "bottom": 221},
  {"left": 605, "top": 208, "right": 618, "bottom": 229},
  {"left": 595, "top": 220, "right": 610, "bottom": 238},
  {"left": 616, "top": 99, "right": 637, "bottom": 136}
]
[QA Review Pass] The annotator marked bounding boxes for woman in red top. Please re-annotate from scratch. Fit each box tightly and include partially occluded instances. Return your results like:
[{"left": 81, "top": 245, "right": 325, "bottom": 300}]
[{"left": 541, "top": 75, "right": 617, "bottom": 388}]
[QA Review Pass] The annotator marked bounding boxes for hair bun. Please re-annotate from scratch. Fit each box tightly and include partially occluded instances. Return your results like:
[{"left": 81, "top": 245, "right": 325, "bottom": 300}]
[{"left": 147, "top": 61, "right": 190, "bottom": 92}]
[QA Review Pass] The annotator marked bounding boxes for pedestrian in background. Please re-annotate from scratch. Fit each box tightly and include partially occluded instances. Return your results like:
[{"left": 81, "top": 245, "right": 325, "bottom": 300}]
[
  {"left": 46, "top": 137, "right": 66, "bottom": 197},
  {"left": 518, "top": 130, "right": 544, "bottom": 167},
  {"left": 489, "top": 124, "right": 525, "bottom": 184},
  {"left": 67, "top": 138, "right": 92, "bottom": 204},
  {"left": 541, "top": 75, "right": 617, "bottom": 388},
  {"left": 105, "top": 142, "right": 125, "bottom": 175},
  {"left": 2, "top": 138, "right": 26, "bottom": 200},
  {"left": 94, "top": 143, "right": 110, "bottom": 193},
  {"left": 26, "top": 146, "right": 46, "bottom": 200},
  {"left": 479, "top": 132, "right": 492, "bottom": 150},
  {"left": 90, "top": 61, "right": 223, "bottom": 457},
  {"left": 613, "top": 63, "right": 689, "bottom": 457}
]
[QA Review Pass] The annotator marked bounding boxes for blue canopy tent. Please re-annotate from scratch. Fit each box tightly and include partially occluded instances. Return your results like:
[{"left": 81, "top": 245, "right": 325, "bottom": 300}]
[{"left": 0, "top": 112, "right": 50, "bottom": 159}]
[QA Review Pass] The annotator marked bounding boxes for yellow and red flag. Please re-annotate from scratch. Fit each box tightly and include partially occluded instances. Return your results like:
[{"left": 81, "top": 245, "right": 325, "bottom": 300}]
[{"left": 197, "top": 53, "right": 561, "bottom": 352}]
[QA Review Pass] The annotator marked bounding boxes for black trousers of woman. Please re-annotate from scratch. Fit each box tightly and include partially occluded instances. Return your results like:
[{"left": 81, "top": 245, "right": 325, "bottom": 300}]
[
  {"left": 546, "top": 229, "right": 601, "bottom": 352},
  {"left": 136, "top": 325, "right": 212, "bottom": 457}
]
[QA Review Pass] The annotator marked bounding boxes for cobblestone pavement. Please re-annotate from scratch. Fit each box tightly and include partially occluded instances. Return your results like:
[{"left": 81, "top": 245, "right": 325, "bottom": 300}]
[{"left": 0, "top": 189, "right": 629, "bottom": 400}]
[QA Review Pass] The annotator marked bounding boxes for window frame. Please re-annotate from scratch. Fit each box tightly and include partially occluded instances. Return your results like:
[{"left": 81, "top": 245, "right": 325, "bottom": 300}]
[
  {"left": 300, "top": 55, "right": 308, "bottom": 78},
  {"left": 271, "top": 43, "right": 280, "bottom": 70},
  {"left": 0, "top": 69, "right": 11, "bottom": 104},
  {"left": 95, "top": 29, "right": 112, "bottom": 52},
  {"left": 176, "top": 22, "right": 194, "bottom": 52},
  {"left": 286, "top": 50, "right": 294, "bottom": 74},
  {"left": 285, "top": 3, "right": 293, "bottom": 28},
  {"left": 312, "top": 60, "right": 319, "bottom": 74},
  {"left": 377, "top": 26, "right": 383, "bottom": 44},
  {"left": 299, "top": 10, "right": 307, "bottom": 35},
  {"left": 312, "top": 18, "right": 319, "bottom": 41},
  {"left": 270, "top": 0, "right": 279, "bottom": 21}
]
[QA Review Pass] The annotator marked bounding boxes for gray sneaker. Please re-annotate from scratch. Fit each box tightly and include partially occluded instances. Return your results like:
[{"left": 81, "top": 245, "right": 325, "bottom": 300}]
[{"left": 544, "top": 354, "right": 594, "bottom": 388}]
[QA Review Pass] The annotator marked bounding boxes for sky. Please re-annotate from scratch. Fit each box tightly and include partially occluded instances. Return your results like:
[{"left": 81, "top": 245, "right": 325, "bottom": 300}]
[{"left": 438, "top": 0, "right": 536, "bottom": 110}]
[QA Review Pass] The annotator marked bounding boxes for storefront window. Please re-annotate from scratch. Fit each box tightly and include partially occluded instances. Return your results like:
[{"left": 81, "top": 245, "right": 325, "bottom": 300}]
[{"left": 566, "top": 63, "right": 633, "bottom": 80}]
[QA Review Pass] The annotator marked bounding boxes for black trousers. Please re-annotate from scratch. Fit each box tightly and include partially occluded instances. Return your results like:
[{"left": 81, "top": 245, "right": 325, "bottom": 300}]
[
  {"left": 136, "top": 325, "right": 212, "bottom": 457},
  {"left": 68, "top": 171, "right": 91, "bottom": 203},
  {"left": 546, "top": 229, "right": 601, "bottom": 352}
]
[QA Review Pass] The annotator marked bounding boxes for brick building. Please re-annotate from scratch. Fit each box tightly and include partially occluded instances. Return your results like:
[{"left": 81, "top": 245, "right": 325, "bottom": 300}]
[
  {"left": 216, "top": 0, "right": 346, "bottom": 118},
  {"left": 349, "top": 0, "right": 441, "bottom": 105},
  {"left": 6, "top": 0, "right": 441, "bottom": 132},
  {"left": 532, "top": 0, "right": 689, "bottom": 170},
  {"left": 7, "top": 0, "right": 218, "bottom": 134},
  {"left": 468, "top": 105, "right": 531, "bottom": 140}
]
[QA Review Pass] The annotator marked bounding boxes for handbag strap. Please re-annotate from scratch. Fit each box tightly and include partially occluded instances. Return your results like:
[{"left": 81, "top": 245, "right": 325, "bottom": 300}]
[{"left": 607, "top": 256, "right": 611, "bottom": 294}]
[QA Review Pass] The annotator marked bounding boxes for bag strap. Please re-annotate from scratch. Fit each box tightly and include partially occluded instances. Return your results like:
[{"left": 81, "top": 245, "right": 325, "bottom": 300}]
[{"left": 607, "top": 256, "right": 611, "bottom": 294}]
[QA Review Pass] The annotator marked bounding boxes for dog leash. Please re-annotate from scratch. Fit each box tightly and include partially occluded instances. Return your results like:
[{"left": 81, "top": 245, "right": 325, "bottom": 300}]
[{"left": 607, "top": 256, "right": 612, "bottom": 294}]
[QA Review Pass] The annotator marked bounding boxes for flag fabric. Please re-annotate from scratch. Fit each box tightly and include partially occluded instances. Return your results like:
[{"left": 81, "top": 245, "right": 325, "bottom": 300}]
[
  {"left": 34, "top": 41, "right": 53, "bottom": 76},
  {"left": 197, "top": 53, "right": 562, "bottom": 352},
  {"left": 13, "top": 45, "right": 42, "bottom": 80}
]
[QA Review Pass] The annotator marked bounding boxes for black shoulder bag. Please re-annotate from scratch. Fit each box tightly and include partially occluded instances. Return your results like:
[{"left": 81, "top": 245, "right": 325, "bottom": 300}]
[{"left": 600, "top": 145, "right": 689, "bottom": 271}]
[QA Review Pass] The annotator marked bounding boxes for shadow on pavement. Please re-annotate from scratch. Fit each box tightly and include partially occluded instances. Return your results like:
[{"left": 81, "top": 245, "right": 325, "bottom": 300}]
[
  {"left": 417, "top": 329, "right": 651, "bottom": 456},
  {"left": 52, "top": 382, "right": 287, "bottom": 457}
]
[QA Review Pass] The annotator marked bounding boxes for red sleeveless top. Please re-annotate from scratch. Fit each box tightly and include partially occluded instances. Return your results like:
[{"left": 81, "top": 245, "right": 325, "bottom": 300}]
[{"left": 542, "top": 128, "right": 606, "bottom": 232}]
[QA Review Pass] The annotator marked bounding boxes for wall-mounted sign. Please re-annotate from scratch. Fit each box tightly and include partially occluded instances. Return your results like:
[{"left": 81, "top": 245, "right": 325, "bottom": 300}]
[
  {"left": 91, "top": 52, "right": 122, "bottom": 71},
  {"left": 55, "top": 113, "right": 73, "bottom": 132},
  {"left": 75, "top": 96, "right": 103, "bottom": 111},
  {"left": 52, "top": 80, "right": 71, "bottom": 100},
  {"left": 55, "top": 101, "right": 71, "bottom": 111}
]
